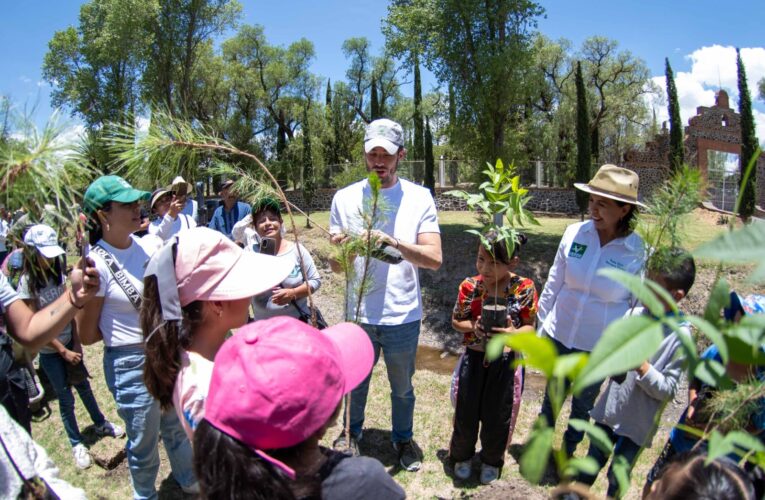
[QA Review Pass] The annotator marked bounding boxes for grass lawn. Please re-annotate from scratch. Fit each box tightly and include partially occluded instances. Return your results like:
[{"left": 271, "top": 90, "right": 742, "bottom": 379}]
[{"left": 27, "top": 209, "right": 748, "bottom": 499}]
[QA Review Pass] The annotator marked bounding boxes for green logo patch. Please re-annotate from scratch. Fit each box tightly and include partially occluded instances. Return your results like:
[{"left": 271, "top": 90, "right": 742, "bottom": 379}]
[{"left": 568, "top": 242, "right": 587, "bottom": 259}]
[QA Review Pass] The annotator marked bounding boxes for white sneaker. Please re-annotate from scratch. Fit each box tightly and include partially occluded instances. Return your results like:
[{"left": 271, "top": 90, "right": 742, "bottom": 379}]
[
  {"left": 480, "top": 463, "right": 500, "bottom": 484},
  {"left": 72, "top": 443, "right": 92, "bottom": 469},
  {"left": 454, "top": 459, "right": 472, "bottom": 480},
  {"left": 94, "top": 420, "right": 125, "bottom": 438}
]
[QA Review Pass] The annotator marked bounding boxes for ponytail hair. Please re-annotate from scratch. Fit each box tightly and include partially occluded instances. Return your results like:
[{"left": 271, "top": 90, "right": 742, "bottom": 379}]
[
  {"left": 193, "top": 419, "right": 296, "bottom": 500},
  {"left": 141, "top": 274, "right": 204, "bottom": 409}
]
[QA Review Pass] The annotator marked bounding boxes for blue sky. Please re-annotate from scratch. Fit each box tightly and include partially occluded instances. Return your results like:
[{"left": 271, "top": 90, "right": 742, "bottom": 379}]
[{"left": 2, "top": 0, "right": 764, "bottom": 138}]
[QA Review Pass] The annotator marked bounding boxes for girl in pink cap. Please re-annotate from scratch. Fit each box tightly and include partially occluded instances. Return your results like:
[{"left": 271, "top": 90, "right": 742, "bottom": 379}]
[
  {"left": 193, "top": 316, "right": 406, "bottom": 500},
  {"left": 141, "top": 227, "right": 292, "bottom": 440}
]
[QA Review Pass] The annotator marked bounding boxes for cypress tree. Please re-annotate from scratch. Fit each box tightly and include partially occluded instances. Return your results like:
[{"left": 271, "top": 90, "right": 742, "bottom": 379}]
[
  {"left": 413, "top": 53, "right": 424, "bottom": 183},
  {"left": 737, "top": 48, "right": 759, "bottom": 220},
  {"left": 326, "top": 78, "right": 332, "bottom": 107},
  {"left": 424, "top": 116, "right": 435, "bottom": 195},
  {"left": 575, "top": 61, "right": 591, "bottom": 217},
  {"left": 302, "top": 104, "right": 315, "bottom": 226},
  {"left": 666, "top": 58, "right": 684, "bottom": 172},
  {"left": 370, "top": 78, "right": 380, "bottom": 120}
]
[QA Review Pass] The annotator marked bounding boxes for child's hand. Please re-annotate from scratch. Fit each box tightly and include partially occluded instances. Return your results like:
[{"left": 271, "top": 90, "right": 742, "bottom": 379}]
[
  {"left": 473, "top": 316, "right": 487, "bottom": 339},
  {"left": 63, "top": 349, "right": 82, "bottom": 365},
  {"left": 490, "top": 324, "right": 516, "bottom": 335}
]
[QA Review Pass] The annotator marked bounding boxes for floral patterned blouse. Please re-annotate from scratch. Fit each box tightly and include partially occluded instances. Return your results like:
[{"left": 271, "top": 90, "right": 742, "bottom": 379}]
[{"left": 452, "top": 273, "right": 538, "bottom": 347}]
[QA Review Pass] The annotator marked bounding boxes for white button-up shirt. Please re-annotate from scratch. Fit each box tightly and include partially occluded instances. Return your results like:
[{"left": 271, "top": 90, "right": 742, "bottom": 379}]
[{"left": 537, "top": 220, "right": 645, "bottom": 351}]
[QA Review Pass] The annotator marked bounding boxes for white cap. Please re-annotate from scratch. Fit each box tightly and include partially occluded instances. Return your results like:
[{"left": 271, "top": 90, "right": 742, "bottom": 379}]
[
  {"left": 24, "top": 224, "right": 65, "bottom": 259},
  {"left": 364, "top": 119, "right": 404, "bottom": 155}
]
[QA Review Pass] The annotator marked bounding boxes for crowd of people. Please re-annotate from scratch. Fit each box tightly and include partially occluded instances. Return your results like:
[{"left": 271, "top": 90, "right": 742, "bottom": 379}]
[{"left": 0, "top": 118, "right": 762, "bottom": 499}]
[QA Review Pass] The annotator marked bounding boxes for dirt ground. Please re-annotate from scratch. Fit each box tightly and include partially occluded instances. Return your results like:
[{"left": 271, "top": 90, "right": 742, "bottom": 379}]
[{"left": 302, "top": 207, "right": 748, "bottom": 499}]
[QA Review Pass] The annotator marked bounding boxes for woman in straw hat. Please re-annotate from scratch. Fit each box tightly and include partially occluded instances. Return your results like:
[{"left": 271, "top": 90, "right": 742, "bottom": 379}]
[{"left": 536, "top": 164, "right": 647, "bottom": 458}]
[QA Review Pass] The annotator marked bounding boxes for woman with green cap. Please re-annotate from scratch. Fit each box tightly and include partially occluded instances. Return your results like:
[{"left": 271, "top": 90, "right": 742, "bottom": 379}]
[{"left": 75, "top": 175, "right": 197, "bottom": 500}]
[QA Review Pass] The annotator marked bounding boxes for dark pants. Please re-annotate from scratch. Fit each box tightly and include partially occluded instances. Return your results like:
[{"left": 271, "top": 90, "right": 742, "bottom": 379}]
[
  {"left": 540, "top": 337, "right": 602, "bottom": 455},
  {"left": 577, "top": 422, "right": 642, "bottom": 498},
  {"left": 39, "top": 342, "right": 106, "bottom": 446},
  {"left": 0, "top": 342, "right": 31, "bottom": 433},
  {"left": 449, "top": 348, "right": 515, "bottom": 468}
]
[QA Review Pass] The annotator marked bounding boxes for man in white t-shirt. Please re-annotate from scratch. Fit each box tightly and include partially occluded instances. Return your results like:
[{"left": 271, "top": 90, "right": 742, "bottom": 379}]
[{"left": 329, "top": 118, "right": 442, "bottom": 472}]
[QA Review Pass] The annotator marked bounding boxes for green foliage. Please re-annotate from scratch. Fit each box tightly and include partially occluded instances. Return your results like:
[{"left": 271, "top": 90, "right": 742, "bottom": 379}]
[
  {"left": 665, "top": 58, "right": 684, "bottom": 172},
  {"left": 0, "top": 108, "right": 95, "bottom": 232},
  {"left": 302, "top": 104, "right": 315, "bottom": 222},
  {"left": 574, "top": 61, "right": 590, "bottom": 214},
  {"left": 519, "top": 418, "right": 553, "bottom": 483},
  {"left": 424, "top": 117, "right": 436, "bottom": 195},
  {"left": 412, "top": 55, "right": 424, "bottom": 183},
  {"left": 695, "top": 218, "right": 765, "bottom": 283},
  {"left": 736, "top": 48, "right": 759, "bottom": 220},
  {"left": 446, "top": 159, "right": 539, "bottom": 259}
]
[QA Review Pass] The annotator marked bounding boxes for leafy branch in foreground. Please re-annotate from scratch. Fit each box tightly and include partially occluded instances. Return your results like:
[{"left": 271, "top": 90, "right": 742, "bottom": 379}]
[
  {"left": 107, "top": 110, "right": 327, "bottom": 324},
  {"left": 0, "top": 108, "right": 95, "bottom": 238}
]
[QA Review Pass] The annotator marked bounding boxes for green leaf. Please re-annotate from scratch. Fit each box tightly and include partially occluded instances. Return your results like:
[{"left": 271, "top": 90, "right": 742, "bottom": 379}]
[
  {"left": 666, "top": 317, "right": 699, "bottom": 363},
  {"left": 724, "top": 430, "right": 765, "bottom": 454},
  {"left": 706, "top": 430, "right": 736, "bottom": 463},
  {"left": 597, "top": 269, "right": 665, "bottom": 318},
  {"left": 573, "top": 315, "right": 664, "bottom": 394},
  {"left": 693, "top": 358, "right": 731, "bottom": 389},
  {"left": 485, "top": 334, "right": 507, "bottom": 362},
  {"left": 611, "top": 454, "right": 631, "bottom": 498},
  {"left": 565, "top": 456, "right": 600, "bottom": 477},
  {"left": 695, "top": 221, "right": 765, "bottom": 282},
  {"left": 519, "top": 419, "right": 553, "bottom": 484},
  {"left": 684, "top": 316, "right": 728, "bottom": 364},
  {"left": 704, "top": 278, "right": 730, "bottom": 327},
  {"left": 726, "top": 333, "right": 765, "bottom": 365},
  {"left": 552, "top": 353, "right": 588, "bottom": 380},
  {"left": 503, "top": 332, "right": 557, "bottom": 379},
  {"left": 568, "top": 419, "right": 613, "bottom": 455},
  {"left": 644, "top": 279, "right": 681, "bottom": 315}
]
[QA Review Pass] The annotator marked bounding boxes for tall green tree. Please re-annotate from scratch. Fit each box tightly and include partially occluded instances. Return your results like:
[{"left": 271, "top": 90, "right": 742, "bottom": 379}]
[
  {"left": 575, "top": 61, "right": 591, "bottom": 217},
  {"left": 370, "top": 78, "right": 380, "bottom": 120},
  {"left": 759, "top": 77, "right": 765, "bottom": 103},
  {"left": 737, "top": 48, "right": 759, "bottom": 220},
  {"left": 412, "top": 54, "right": 424, "bottom": 183},
  {"left": 665, "top": 58, "right": 684, "bottom": 172},
  {"left": 143, "top": 0, "right": 241, "bottom": 117},
  {"left": 302, "top": 103, "right": 315, "bottom": 225},
  {"left": 43, "top": 0, "right": 153, "bottom": 129},
  {"left": 424, "top": 116, "right": 435, "bottom": 194}
]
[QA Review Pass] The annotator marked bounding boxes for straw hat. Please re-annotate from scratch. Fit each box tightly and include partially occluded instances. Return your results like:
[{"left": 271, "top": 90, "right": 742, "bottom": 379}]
[{"left": 574, "top": 164, "right": 646, "bottom": 208}]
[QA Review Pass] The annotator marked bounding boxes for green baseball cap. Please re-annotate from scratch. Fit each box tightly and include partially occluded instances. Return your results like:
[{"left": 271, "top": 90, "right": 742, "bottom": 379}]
[{"left": 83, "top": 175, "right": 150, "bottom": 214}]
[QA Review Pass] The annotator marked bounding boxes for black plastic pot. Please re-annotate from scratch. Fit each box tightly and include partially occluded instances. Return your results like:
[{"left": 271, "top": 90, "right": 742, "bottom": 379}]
[{"left": 481, "top": 296, "right": 508, "bottom": 333}]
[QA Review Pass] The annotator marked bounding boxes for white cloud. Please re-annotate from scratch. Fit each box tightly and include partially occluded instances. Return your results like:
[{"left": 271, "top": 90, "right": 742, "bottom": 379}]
[{"left": 649, "top": 45, "right": 765, "bottom": 144}]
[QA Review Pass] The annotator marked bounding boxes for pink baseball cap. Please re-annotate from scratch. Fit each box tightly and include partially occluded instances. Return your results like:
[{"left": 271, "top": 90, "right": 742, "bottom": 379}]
[
  {"left": 174, "top": 227, "right": 292, "bottom": 306},
  {"left": 204, "top": 316, "right": 374, "bottom": 475}
]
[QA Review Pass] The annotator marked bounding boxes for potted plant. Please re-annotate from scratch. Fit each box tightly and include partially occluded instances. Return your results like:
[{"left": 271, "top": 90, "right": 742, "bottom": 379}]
[{"left": 447, "top": 159, "right": 538, "bottom": 339}]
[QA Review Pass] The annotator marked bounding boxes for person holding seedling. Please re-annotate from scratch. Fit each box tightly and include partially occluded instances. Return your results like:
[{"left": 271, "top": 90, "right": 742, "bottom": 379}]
[
  {"left": 537, "top": 164, "right": 646, "bottom": 456},
  {"left": 328, "top": 118, "right": 442, "bottom": 471},
  {"left": 449, "top": 231, "right": 537, "bottom": 484}
]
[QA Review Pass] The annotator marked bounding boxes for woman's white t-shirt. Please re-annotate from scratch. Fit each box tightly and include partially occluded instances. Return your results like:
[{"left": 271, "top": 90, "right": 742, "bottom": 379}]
[{"left": 90, "top": 235, "right": 161, "bottom": 347}]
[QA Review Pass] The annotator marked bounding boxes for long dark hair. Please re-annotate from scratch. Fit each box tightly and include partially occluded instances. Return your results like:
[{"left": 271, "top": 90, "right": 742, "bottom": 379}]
[
  {"left": 615, "top": 202, "right": 638, "bottom": 237},
  {"left": 141, "top": 274, "right": 204, "bottom": 409},
  {"left": 87, "top": 201, "right": 112, "bottom": 245},
  {"left": 193, "top": 419, "right": 297, "bottom": 500},
  {"left": 194, "top": 405, "right": 342, "bottom": 499},
  {"left": 20, "top": 247, "right": 65, "bottom": 306}
]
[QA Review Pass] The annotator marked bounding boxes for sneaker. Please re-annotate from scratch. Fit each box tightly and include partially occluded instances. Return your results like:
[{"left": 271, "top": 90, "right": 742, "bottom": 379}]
[
  {"left": 94, "top": 420, "right": 125, "bottom": 438},
  {"left": 332, "top": 431, "right": 361, "bottom": 457},
  {"left": 480, "top": 463, "right": 500, "bottom": 484},
  {"left": 72, "top": 443, "right": 92, "bottom": 469},
  {"left": 454, "top": 459, "right": 472, "bottom": 480},
  {"left": 393, "top": 440, "right": 422, "bottom": 472}
]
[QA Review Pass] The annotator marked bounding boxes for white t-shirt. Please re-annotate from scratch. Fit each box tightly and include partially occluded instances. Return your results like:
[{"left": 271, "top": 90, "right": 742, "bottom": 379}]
[
  {"left": 148, "top": 213, "right": 197, "bottom": 241},
  {"left": 537, "top": 220, "right": 646, "bottom": 351},
  {"left": 329, "top": 178, "right": 440, "bottom": 325},
  {"left": 0, "top": 219, "right": 8, "bottom": 252},
  {"left": 16, "top": 276, "right": 71, "bottom": 354},
  {"left": 0, "top": 273, "right": 18, "bottom": 310},
  {"left": 90, "top": 235, "right": 162, "bottom": 347},
  {"left": 231, "top": 214, "right": 260, "bottom": 250},
  {"left": 172, "top": 350, "right": 214, "bottom": 441}
]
